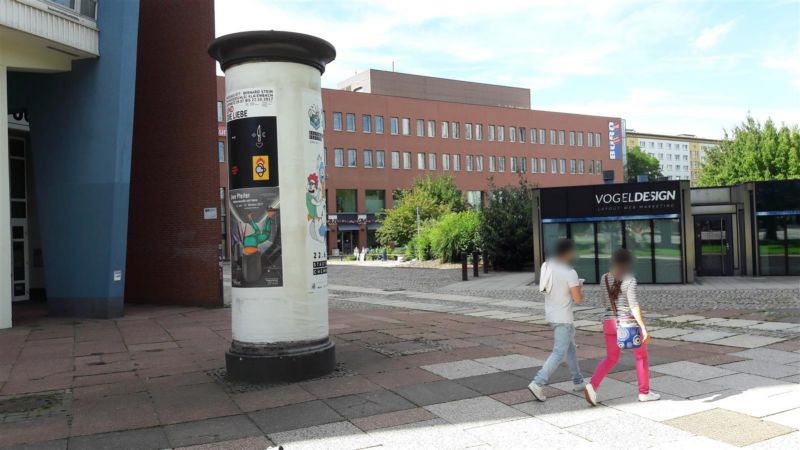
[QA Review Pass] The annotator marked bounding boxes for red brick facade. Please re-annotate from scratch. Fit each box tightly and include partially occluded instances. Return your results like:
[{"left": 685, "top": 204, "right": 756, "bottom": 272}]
[{"left": 126, "top": 0, "right": 221, "bottom": 306}]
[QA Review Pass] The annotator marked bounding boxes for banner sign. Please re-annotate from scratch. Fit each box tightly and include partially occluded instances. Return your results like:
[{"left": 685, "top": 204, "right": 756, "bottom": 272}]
[
  {"left": 226, "top": 88, "right": 283, "bottom": 288},
  {"left": 541, "top": 181, "right": 682, "bottom": 220},
  {"left": 609, "top": 121, "right": 621, "bottom": 160}
]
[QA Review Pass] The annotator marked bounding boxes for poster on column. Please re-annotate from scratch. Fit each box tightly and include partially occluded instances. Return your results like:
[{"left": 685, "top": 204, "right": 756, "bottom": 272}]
[
  {"left": 226, "top": 88, "right": 283, "bottom": 287},
  {"left": 304, "top": 94, "right": 328, "bottom": 292}
]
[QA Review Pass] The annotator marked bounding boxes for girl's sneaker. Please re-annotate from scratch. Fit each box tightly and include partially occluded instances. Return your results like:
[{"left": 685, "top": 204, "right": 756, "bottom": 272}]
[
  {"left": 583, "top": 384, "right": 598, "bottom": 406},
  {"left": 638, "top": 392, "right": 661, "bottom": 402},
  {"left": 527, "top": 382, "right": 546, "bottom": 401}
]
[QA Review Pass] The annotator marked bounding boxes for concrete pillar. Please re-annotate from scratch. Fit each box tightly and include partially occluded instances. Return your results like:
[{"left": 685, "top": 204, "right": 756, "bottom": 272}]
[
  {"left": 0, "top": 65, "right": 11, "bottom": 329},
  {"left": 209, "top": 31, "right": 336, "bottom": 382}
]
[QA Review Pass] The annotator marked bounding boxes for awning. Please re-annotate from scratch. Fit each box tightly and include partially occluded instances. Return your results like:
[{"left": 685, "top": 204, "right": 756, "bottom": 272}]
[{"left": 337, "top": 224, "right": 359, "bottom": 231}]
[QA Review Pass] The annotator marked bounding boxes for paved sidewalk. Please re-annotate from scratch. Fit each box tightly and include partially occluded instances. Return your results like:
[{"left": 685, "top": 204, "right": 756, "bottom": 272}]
[{"left": 2, "top": 295, "right": 799, "bottom": 449}]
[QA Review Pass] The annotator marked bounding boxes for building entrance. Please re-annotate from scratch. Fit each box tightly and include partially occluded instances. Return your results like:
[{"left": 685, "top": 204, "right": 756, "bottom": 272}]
[
  {"left": 337, "top": 230, "right": 357, "bottom": 255},
  {"left": 9, "top": 134, "right": 29, "bottom": 301},
  {"left": 695, "top": 214, "right": 734, "bottom": 276}
]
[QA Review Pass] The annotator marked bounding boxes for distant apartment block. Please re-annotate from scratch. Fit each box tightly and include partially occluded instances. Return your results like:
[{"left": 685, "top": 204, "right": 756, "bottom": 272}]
[{"left": 626, "top": 130, "right": 721, "bottom": 185}]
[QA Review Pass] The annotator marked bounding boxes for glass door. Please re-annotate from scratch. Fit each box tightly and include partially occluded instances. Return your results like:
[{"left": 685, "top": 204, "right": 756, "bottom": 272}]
[
  {"left": 695, "top": 214, "right": 733, "bottom": 276},
  {"left": 9, "top": 136, "right": 29, "bottom": 301}
]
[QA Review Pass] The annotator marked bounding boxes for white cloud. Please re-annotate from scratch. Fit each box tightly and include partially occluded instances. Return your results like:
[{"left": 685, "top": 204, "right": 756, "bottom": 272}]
[{"left": 693, "top": 20, "right": 736, "bottom": 49}]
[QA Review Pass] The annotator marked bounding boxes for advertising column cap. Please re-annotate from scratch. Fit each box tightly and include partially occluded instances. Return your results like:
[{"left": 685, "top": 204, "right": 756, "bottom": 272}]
[{"left": 209, "top": 31, "right": 336, "bottom": 73}]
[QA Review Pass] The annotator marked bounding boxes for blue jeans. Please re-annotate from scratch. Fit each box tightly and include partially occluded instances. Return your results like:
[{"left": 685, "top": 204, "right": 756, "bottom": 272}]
[{"left": 533, "top": 323, "right": 584, "bottom": 385}]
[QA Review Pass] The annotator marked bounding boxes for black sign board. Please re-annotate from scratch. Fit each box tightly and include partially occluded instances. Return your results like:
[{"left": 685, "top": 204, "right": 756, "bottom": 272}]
[
  {"left": 228, "top": 116, "right": 279, "bottom": 190},
  {"left": 754, "top": 180, "right": 800, "bottom": 213},
  {"left": 540, "top": 181, "right": 682, "bottom": 220}
]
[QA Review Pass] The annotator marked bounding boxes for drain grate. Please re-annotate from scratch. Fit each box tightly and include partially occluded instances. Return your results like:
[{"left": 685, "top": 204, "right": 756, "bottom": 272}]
[
  {"left": 206, "top": 362, "right": 356, "bottom": 394},
  {"left": 368, "top": 339, "right": 451, "bottom": 357}
]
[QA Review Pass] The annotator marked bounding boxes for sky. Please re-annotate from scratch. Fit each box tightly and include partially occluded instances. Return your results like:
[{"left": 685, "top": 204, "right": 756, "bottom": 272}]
[{"left": 215, "top": 0, "right": 800, "bottom": 139}]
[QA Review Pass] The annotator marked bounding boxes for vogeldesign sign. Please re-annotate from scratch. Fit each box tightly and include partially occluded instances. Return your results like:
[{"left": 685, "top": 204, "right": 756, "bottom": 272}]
[{"left": 541, "top": 181, "right": 682, "bottom": 222}]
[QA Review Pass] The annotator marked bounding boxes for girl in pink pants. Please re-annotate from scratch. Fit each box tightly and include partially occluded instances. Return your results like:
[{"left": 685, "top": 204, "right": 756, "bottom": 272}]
[{"left": 584, "top": 248, "right": 660, "bottom": 405}]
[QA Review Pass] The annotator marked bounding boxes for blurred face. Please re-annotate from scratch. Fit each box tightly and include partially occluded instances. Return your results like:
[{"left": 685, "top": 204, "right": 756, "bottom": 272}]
[
  {"left": 561, "top": 248, "right": 576, "bottom": 264},
  {"left": 612, "top": 260, "right": 630, "bottom": 274}
]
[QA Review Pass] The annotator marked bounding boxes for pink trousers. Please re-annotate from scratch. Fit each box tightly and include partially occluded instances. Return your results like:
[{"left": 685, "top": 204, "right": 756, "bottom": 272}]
[{"left": 590, "top": 319, "right": 650, "bottom": 394}]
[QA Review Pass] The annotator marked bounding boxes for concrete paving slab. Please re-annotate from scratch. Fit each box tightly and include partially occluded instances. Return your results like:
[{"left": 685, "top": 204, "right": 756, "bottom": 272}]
[
  {"left": 650, "top": 328, "right": 693, "bottom": 339},
  {"left": 424, "top": 396, "right": 526, "bottom": 427},
  {"left": 465, "top": 416, "right": 593, "bottom": 449},
  {"left": 705, "top": 373, "right": 794, "bottom": 391},
  {"left": 421, "top": 359, "right": 500, "bottom": 379},
  {"left": 367, "top": 418, "right": 485, "bottom": 449},
  {"left": 163, "top": 415, "right": 261, "bottom": 448},
  {"left": 391, "top": 380, "right": 481, "bottom": 407},
  {"left": 268, "top": 421, "right": 378, "bottom": 450},
  {"left": 604, "top": 392, "right": 718, "bottom": 422},
  {"left": 665, "top": 409, "right": 794, "bottom": 447},
  {"left": 747, "top": 322, "right": 800, "bottom": 332},
  {"left": 719, "top": 360, "right": 800, "bottom": 379},
  {"left": 513, "top": 395, "right": 624, "bottom": 428},
  {"left": 647, "top": 375, "right": 727, "bottom": 398},
  {"left": 68, "top": 427, "right": 170, "bottom": 450},
  {"left": 745, "top": 431, "right": 800, "bottom": 450},
  {"left": 675, "top": 330, "right": 738, "bottom": 343},
  {"left": 662, "top": 315, "right": 706, "bottom": 323},
  {"left": 732, "top": 348, "right": 800, "bottom": 365},
  {"left": 350, "top": 407, "right": 435, "bottom": 431},
  {"left": 552, "top": 378, "right": 636, "bottom": 402},
  {"left": 651, "top": 361, "right": 738, "bottom": 381},
  {"left": 710, "top": 335, "right": 787, "bottom": 349},
  {"left": 453, "top": 371, "right": 531, "bottom": 395},
  {"left": 715, "top": 319, "right": 764, "bottom": 328},
  {"left": 569, "top": 412, "right": 693, "bottom": 447},
  {"left": 648, "top": 435, "right": 737, "bottom": 449},
  {"left": 175, "top": 436, "right": 273, "bottom": 450},
  {"left": 710, "top": 388, "right": 800, "bottom": 418},
  {"left": 323, "top": 389, "right": 416, "bottom": 419},
  {"left": 474, "top": 354, "right": 544, "bottom": 371},
  {"left": 247, "top": 400, "right": 342, "bottom": 434},
  {"left": 764, "top": 407, "right": 800, "bottom": 429},
  {"left": 692, "top": 317, "right": 729, "bottom": 326}
]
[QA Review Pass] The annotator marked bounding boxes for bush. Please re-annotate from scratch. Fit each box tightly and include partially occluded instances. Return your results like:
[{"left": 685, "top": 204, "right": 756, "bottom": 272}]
[
  {"left": 429, "top": 210, "right": 482, "bottom": 263},
  {"left": 480, "top": 178, "right": 535, "bottom": 270}
]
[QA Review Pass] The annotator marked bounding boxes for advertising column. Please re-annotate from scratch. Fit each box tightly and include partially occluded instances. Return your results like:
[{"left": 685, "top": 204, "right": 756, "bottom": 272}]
[{"left": 209, "top": 31, "right": 336, "bottom": 382}]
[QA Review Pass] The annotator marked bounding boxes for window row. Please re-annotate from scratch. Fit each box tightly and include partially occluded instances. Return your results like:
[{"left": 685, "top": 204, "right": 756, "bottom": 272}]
[
  {"left": 330, "top": 112, "right": 602, "bottom": 148},
  {"left": 331, "top": 148, "right": 602, "bottom": 175}
]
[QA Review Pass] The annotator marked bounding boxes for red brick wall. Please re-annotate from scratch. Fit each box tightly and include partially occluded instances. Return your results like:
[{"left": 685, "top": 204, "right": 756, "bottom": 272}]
[{"left": 126, "top": 0, "right": 220, "bottom": 306}]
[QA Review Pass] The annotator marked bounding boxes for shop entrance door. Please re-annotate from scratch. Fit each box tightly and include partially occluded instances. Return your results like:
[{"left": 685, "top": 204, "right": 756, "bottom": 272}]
[
  {"left": 695, "top": 214, "right": 733, "bottom": 276},
  {"left": 338, "top": 230, "right": 357, "bottom": 256}
]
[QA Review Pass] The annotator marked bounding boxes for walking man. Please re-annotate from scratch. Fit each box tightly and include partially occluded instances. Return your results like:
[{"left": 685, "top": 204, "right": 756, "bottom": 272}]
[{"left": 528, "top": 238, "right": 585, "bottom": 401}]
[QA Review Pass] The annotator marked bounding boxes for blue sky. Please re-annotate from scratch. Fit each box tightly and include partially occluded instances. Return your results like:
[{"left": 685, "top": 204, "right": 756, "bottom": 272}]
[{"left": 216, "top": 0, "right": 800, "bottom": 139}]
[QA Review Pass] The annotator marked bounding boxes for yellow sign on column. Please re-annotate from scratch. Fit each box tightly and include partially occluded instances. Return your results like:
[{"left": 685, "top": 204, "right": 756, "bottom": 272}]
[{"left": 252, "top": 155, "right": 269, "bottom": 181}]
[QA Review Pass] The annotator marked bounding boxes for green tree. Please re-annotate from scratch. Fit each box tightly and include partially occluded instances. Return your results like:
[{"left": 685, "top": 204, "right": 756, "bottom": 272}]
[
  {"left": 625, "top": 146, "right": 663, "bottom": 182},
  {"left": 698, "top": 116, "right": 800, "bottom": 186},
  {"left": 377, "top": 175, "right": 465, "bottom": 246},
  {"left": 480, "top": 177, "right": 535, "bottom": 270}
]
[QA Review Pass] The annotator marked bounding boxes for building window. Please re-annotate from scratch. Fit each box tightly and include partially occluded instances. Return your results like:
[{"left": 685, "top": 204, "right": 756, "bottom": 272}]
[
  {"left": 569, "top": 131, "right": 575, "bottom": 146},
  {"left": 332, "top": 112, "right": 342, "bottom": 131},
  {"left": 216, "top": 101, "right": 223, "bottom": 122},
  {"left": 579, "top": 159, "right": 585, "bottom": 174},
  {"left": 375, "top": 115, "right": 384, "bottom": 134},
  {"left": 489, "top": 156, "right": 496, "bottom": 172},
  {"left": 570, "top": 159, "right": 576, "bottom": 174},
  {"left": 560, "top": 159, "right": 566, "bottom": 174},
  {"left": 558, "top": 130, "right": 565, "bottom": 145},
  {"left": 376, "top": 150, "right": 385, "bottom": 168},
  {"left": 519, "top": 127, "right": 526, "bottom": 143},
  {"left": 531, "top": 128, "right": 537, "bottom": 144},
  {"left": 466, "top": 155, "right": 473, "bottom": 171},
  {"left": 465, "top": 123, "right": 473, "bottom": 140},
  {"left": 588, "top": 159, "right": 594, "bottom": 174},
  {"left": 417, "top": 152, "right": 425, "bottom": 170},
  {"left": 346, "top": 113, "right": 356, "bottom": 132},
  {"left": 452, "top": 122, "right": 460, "bottom": 139},
  {"left": 551, "top": 158, "right": 557, "bottom": 174},
  {"left": 453, "top": 154, "right": 461, "bottom": 171},
  {"left": 539, "top": 129, "right": 546, "bottom": 145},
  {"left": 531, "top": 157, "right": 537, "bottom": 173},
  {"left": 667, "top": 143, "right": 672, "bottom": 149},
  {"left": 539, "top": 158, "right": 546, "bottom": 172},
  {"left": 391, "top": 151, "right": 400, "bottom": 169},
  {"left": 467, "top": 191, "right": 482, "bottom": 209},
  {"left": 596, "top": 160, "right": 602, "bottom": 173},
  {"left": 335, "top": 189, "right": 357, "bottom": 212},
  {"left": 511, "top": 157, "right": 518, "bottom": 173},
  {"left": 441, "top": 121, "right": 449, "bottom": 138},
  {"left": 347, "top": 148, "right": 357, "bottom": 167},
  {"left": 587, "top": 132, "right": 594, "bottom": 147},
  {"left": 509, "top": 127, "right": 516, "bottom": 143},
  {"left": 403, "top": 152, "right": 411, "bottom": 169},
  {"left": 577, "top": 132, "right": 583, "bottom": 147},
  {"left": 428, "top": 153, "right": 436, "bottom": 170},
  {"left": 390, "top": 117, "right": 399, "bottom": 135},
  {"left": 550, "top": 129, "right": 556, "bottom": 145},
  {"left": 488, "top": 125, "right": 495, "bottom": 141},
  {"left": 476, "top": 124, "right": 483, "bottom": 140},
  {"left": 442, "top": 153, "right": 451, "bottom": 170},
  {"left": 497, "top": 126, "right": 505, "bottom": 142},
  {"left": 365, "top": 190, "right": 385, "bottom": 213},
  {"left": 416, "top": 119, "right": 424, "bottom": 137},
  {"left": 402, "top": 118, "right": 410, "bottom": 136},
  {"left": 334, "top": 148, "right": 344, "bottom": 167},
  {"left": 476, "top": 155, "right": 484, "bottom": 172},
  {"left": 218, "top": 141, "right": 225, "bottom": 162},
  {"left": 498, "top": 156, "right": 505, "bottom": 172},
  {"left": 595, "top": 132, "right": 601, "bottom": 147},
  {"left": 520, "top": 157, "right": 526, "bottom": 173},
  {"left": 427, "top": 120, "right": 436, "bottom": 137},
  {"left": 362, "top": 115, "right": 371, "bottom": 133},
  {"left": 364, "top": 149, "right": 373, "bottom": 168}
]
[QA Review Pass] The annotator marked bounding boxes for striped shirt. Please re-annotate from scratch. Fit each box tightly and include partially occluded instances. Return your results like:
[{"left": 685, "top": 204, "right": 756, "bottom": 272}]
[{"left": 600, "top": 272, "right": 639, "bottom": 327}]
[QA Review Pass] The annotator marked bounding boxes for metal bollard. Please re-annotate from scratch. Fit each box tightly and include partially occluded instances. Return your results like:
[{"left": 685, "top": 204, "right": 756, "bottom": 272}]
[
  {"left": 461, "top": 253, "right": 468, "bottom": 281},
  {"left": 472, "top": 251, "right": 479, "bottom": 277},
  {"left": 483, "top": 252, "right": 489, "bottom": 274}
]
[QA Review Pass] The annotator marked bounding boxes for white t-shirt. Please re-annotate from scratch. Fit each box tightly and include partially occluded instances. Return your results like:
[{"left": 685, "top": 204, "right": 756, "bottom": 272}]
[{"left": 544, "top": 261, "right": 580, "bottom": 324}]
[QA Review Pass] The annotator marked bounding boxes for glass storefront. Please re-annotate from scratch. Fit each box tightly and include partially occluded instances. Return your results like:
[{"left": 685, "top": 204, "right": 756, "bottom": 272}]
[
  {"left": 571, "top": 223, "right": 596, "bottom": 284},
  {"left": 758, "top": 215, "right": 800, "bottom": 275}
]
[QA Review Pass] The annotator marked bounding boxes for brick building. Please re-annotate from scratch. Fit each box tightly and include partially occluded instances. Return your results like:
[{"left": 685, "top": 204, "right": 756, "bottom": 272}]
[{"left": 217, "top": 69, "right": 624, "bottom": 257}]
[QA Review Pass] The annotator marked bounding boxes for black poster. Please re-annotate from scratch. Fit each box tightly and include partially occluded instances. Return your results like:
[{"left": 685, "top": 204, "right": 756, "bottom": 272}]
[
  {"left": 541, "top": 181, "right": 682, "bottom": 219},
  {"left": 228, "top": 117, "right": 279, "bottom": 189}
]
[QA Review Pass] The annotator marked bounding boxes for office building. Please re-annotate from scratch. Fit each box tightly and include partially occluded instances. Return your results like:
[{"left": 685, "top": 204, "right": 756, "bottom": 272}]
[{"left": 626, "top": 130, "right": 720, "bottom": 185}]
